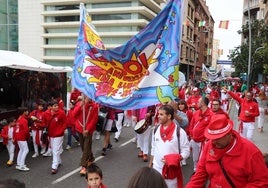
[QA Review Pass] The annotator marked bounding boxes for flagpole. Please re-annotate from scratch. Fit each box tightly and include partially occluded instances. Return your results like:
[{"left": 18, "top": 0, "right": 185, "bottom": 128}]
[{"left": 82, "top": 93, "right": 85, "bottom": 132}]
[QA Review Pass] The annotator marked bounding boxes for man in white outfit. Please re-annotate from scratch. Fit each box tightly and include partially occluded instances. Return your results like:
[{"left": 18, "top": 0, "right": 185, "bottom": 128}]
[
  {"left": 149, "top": 105, "right": 190, "bottom": 188},
  {"left": 114, "top": 109, "right": 124, "bottom": 142}
]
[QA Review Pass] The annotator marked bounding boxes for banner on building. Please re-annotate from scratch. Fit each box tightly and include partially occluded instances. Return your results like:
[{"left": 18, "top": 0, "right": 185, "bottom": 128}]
[
  {"left": 72, "top": 0, "right": 183, "bottom": 110},
  {"left": 202, "top": 64, "right": 224, "bottom": 82}
]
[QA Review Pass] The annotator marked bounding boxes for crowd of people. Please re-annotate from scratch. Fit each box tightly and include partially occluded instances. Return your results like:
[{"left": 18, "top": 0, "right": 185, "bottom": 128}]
[{"left": 1, "top": 79, "right": 268, "bottom": 187}]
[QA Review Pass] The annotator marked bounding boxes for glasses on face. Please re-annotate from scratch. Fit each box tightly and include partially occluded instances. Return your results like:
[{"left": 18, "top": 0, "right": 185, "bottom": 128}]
[{"left": 212, "top": 103, "right": 220, "bottom": 106}]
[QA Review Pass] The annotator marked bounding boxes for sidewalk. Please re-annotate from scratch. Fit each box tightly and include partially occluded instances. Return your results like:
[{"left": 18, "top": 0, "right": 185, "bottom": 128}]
[{"left": 228, "top": 99, "right": 268, "bottom": 154}]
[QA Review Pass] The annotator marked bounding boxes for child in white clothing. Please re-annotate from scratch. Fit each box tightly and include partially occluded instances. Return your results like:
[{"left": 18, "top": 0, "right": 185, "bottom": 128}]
[{"left": 0, "top": 117, "right": 17, "bottom": 166}]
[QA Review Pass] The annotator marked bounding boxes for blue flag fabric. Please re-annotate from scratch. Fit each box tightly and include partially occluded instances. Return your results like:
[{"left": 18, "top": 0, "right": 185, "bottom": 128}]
[{"left": 72, "top": 0, "right": 183, "bottom": 110}]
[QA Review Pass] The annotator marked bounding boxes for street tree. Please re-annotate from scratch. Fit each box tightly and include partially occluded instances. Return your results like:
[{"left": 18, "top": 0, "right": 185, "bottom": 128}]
[{"left": 228, "top": 20, "right": 268, "bottom": 83}]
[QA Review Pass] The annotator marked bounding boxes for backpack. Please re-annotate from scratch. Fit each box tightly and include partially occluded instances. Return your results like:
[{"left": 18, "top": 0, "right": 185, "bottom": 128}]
[{"left": 153, "top": 124, "right": 181, "bottom": 153}]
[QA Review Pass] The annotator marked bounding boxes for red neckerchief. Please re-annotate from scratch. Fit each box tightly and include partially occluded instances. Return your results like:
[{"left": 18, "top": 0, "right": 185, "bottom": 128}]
[{"left": 160, "top": 122, "right": 175, "bottom": 142}]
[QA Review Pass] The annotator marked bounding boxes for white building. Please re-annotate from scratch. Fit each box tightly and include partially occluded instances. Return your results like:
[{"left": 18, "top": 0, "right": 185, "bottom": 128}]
[{"left": 18, "top": 0, "right": 167, "bottom": 71}]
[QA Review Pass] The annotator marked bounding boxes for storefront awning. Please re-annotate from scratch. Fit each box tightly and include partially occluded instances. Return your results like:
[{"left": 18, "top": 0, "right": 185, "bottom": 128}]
[{"left": 0, "top": 50, "right": 72, "bottom": 73}]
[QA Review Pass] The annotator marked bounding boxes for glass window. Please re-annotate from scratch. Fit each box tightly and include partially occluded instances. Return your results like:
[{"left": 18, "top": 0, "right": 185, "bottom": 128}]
[
  {"left": 92, "top": 14, "right": 131, "bottom": 20},
  {"left": 92, "top": 2, "right": 131, "bottom": 8}
]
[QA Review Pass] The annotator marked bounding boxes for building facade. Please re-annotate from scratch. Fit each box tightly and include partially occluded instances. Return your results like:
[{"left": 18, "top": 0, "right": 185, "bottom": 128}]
[
  {"left": 15, "top": 0, "right": 215, "bottom": 82},
  {"left": 18, "top": 0, "right": 166, "bottom": 70},
  {"left": 0, "top": 0, "right": 18, "bottom": 51},
  {"left": 180, "top": 0, "right": 214, "bottom": 82}
]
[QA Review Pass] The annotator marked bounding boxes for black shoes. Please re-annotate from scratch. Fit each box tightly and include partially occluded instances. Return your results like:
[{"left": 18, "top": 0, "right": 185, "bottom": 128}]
[
  {"left": 101, "top": 148, "right": 106, "bottom": 156},
  {"left": 107, "top": 144, "right": 112, "bottom": 150}
]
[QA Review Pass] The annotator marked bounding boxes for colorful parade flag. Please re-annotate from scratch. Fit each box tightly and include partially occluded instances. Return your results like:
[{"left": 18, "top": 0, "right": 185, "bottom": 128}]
[
  {"left": 72, "top": 0, "right": 183, "bottom": 110},
  {"left": 198, "top": 20, "right": 206, "bottom": 27},
  {"left": 219, "top": 20, "right": 229, "bottom": 29}
]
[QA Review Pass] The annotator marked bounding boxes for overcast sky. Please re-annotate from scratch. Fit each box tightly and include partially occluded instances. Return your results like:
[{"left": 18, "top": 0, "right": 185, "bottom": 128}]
[{"left": 206, "top": 0, "right": 244, "bottom": 60}]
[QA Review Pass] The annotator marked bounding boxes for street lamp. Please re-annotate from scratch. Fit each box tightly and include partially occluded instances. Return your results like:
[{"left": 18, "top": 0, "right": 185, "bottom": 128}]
[
  {"left": 247, "top": 0, "right": 252, "bottom": 89},
  {"left": 250, "top": 46, "right": 265, "bottom": 80}
]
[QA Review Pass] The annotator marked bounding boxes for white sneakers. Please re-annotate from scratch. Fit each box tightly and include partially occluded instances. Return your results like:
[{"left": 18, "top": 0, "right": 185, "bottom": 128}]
[
  {"left": 16, "top": 165, "right": 30, "bottom": 171},
  {"left": 40, "top": 148, "right": 46, "bottom": 155},
  {"left": 66, "top": 145, "right": 71, "bottom": 150},
  {"left": 181, "top": 159, "right": 187, "bottom": 166},
  {"left": 42, "top": 151, "right": 52, "bottom": 157},
  {"left": 95, "top": 132, "right": 101, "bottom": 140},
  {"left": 32, "top": 153, "right": 39, "bottom": 158}
]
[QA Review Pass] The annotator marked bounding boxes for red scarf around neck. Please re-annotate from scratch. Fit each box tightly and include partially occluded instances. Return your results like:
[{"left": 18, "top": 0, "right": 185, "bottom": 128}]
[{"left": 160, "top": 122, "right": 176, "bottom": 142}]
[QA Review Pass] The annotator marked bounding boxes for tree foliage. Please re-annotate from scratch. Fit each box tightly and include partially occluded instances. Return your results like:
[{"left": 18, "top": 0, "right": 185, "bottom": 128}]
[{"left": 228, "top": 20, "right": 268, "bottom": 82}]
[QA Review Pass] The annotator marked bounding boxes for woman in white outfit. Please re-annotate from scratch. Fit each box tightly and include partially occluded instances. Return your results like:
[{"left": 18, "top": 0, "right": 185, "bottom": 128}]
[{"left": 256, "top": 90, "right": 268, "bottom": 132}]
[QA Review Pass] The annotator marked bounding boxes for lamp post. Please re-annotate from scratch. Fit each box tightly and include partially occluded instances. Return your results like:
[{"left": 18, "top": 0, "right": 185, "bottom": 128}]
[
  {"left": 247, "top": 0, "right": 252, "bottom": 89},
  {"left": 250, "top": 46, "right": 265, "bottom": 80}
]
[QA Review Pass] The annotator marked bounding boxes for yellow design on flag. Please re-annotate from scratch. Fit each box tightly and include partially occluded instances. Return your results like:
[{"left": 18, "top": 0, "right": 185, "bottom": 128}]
[{"left": 219, "top": 20, "right": 229, "bottom": 29}]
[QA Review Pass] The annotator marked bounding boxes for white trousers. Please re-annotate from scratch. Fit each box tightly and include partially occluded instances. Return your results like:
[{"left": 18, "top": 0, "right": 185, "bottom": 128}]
[
  {"left": 50, "top": 136, "right": 63, "bottom": 169},
  {"left": 7, "top": 140, "right": 15, "bottom": 161},
  {"left": 257, "top": 108, "right": 265, "bottom": 129},
  {"left": 123, "top": 111, "right": 132, "bottom": 127},
  {"left": 190, "top": 139, "right": 201, "bottom": 171},
  {"left": 32, "top": 130, "right": 45, "bottom": 153},
  {"left": 17, "top": 141, "right": 29, "bottom": 166},
  {"left": 114, "top": 112, "right": 124, "bottom": 139},
  {"left": 154, "top": 165, "right": 177, "bottom": 188},
  {"left": 241, "top": 122, "right": 255, "bottom": 141},
  {"left": 136, "top": 126, "right": 152, "bottom": 155}
]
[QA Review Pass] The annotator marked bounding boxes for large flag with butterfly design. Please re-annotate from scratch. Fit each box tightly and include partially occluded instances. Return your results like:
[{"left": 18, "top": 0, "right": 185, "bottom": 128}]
[{"left": 72, "top": 0, "right": 183, "bottom": 110}]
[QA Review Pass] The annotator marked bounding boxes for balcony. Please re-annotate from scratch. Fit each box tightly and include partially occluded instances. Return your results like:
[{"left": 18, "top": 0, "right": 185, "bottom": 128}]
[{"left": 243, "top": 0, "right": 260, "bottom": 15}]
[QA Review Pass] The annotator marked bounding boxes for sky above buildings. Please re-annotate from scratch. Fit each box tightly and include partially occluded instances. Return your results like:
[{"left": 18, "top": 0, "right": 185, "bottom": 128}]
[{"left": 206, "top": 0, "right": 244, "bottom": 60}]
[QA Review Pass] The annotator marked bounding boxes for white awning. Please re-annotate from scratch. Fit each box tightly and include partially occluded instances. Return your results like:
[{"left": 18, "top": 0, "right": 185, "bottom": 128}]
[{"left": 0, "top": 50, "right": 73, "bottom": 73}]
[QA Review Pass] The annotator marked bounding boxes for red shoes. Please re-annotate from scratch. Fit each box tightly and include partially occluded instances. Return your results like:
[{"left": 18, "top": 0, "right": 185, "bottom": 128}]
[
  {"left": 143, "top": 154, "right": 148, "bottom": 162},
  {"left": 138, "top": 151, "right": 143, "bottom": 158}
]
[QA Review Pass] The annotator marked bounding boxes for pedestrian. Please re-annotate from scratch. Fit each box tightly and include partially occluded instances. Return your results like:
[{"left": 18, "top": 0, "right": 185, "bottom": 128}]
[
  {"left": 188, "top": 97, "right": 213, "bottom": 173},
  {"left": 0, "top": 179, "right": 25, "bottom": 188},
  {"left": 101, "top": 106, "right": 115, "bottom": 156},
  {"left": 123, "top": 110, "right": 132, "bottom": 127},
  {"left": 225, "top": 88, "right": 260, "bottom": 141},
  {"left": 255, "top": 89, "right": 268, "bottom": 133},
  {"left": 169, "top": 99, "right": 189, "bottom": 166},
  {"left": 29, "top": 100, "right": 46, "bottom": 158},
  {"left": 149, "top": 104, "right": 190, "bottom": 188},
  {"left": 42, "top": 100, "right": 53, "bottom": 157},
  {"left": 66, "top": 100, "right": 80, "bottom": 150},
  {"left": 186, "top": 114, "right": 268, "bottom": 187},
  {"left": 14, "top": 107, "right": 30, "bottom": 171},
  {"left": 85, "top": 163, "right": 107, "bottom": 188},
  {"left": 42, "top": 99, "right": 67, "bottom": 174},
  {"left": 220, "top": 87, "right": 229, "bottom": 112},
  {"left": 187, "top": 87, "right": 201, "bottom": 112},
  {"left": 132, "top": 105, "right": 156, "bottom": 162},
  {"left": 127, "top": 167, "right": 168, "bottom": 188},
  {"left": 210, "top": 98, "right": 229, "bottom": 116},
  {"left": 72, "top": 95, "right": 99, "bottom": 176},
  {"left": 0, "top": 117, "right": 17, "bottom": 166},
  {"left": 113, "top": 109, "right": 124, "bottom": 142}
]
